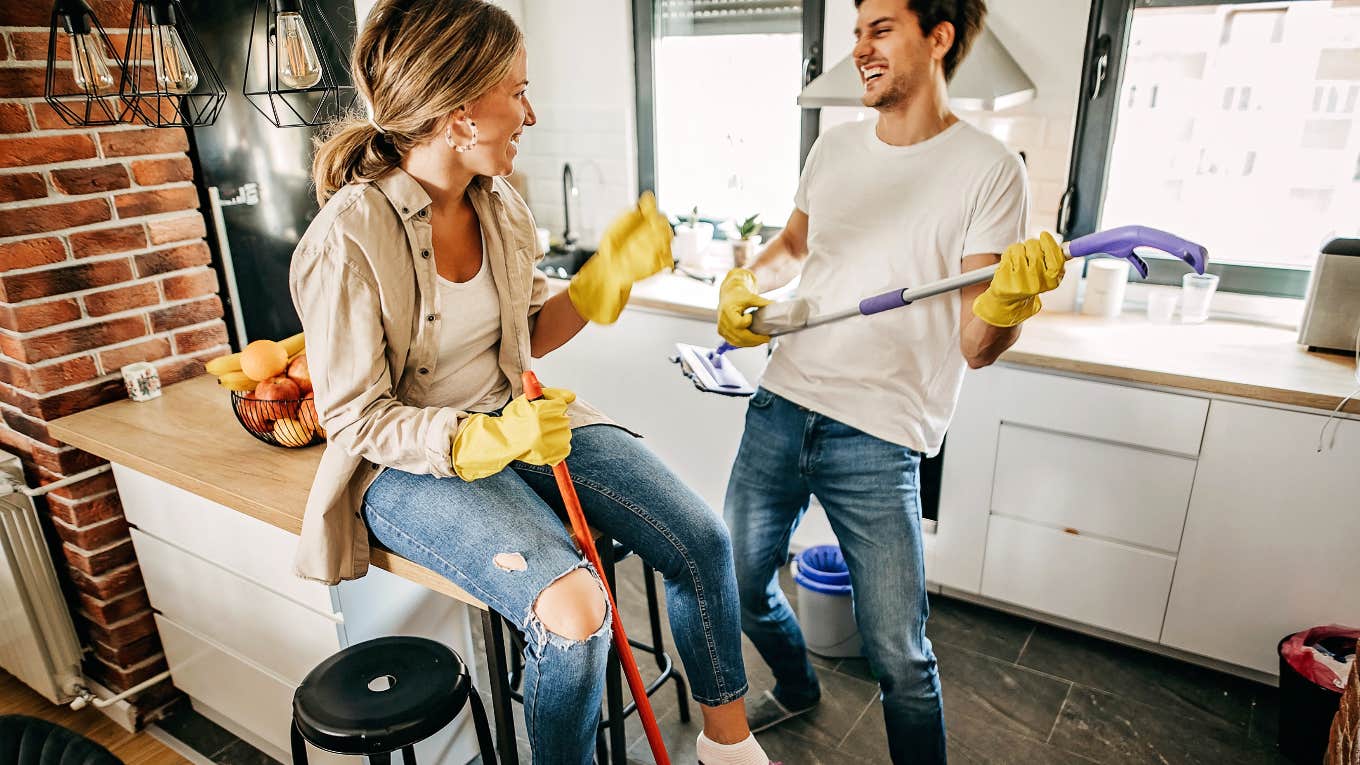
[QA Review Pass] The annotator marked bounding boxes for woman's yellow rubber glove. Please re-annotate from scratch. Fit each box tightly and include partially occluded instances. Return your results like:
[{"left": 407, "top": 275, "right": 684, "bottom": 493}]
[
  {"left": 971, "top": 232, "right": 1067, "bottom": 328},
  {"left": 567, "top": 192, "right": 673, "bottom": 325},
  {"left": 451, "top": 388, "right": 576, "bottom": 481},
  {"left": 717, "top": 268, "right": 773, "bottom": 347}
]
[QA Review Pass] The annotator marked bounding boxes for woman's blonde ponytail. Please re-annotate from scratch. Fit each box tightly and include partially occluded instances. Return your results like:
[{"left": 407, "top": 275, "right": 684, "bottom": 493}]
[{"left": 311, "top": 117, "right": 401, "bottom": 205}]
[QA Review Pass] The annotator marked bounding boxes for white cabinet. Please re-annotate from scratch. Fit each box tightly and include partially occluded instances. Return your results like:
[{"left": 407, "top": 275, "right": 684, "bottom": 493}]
[
  {"left": 114, "top": 465, "right": 336, "bottom": 614},
  {"left": 155, "top": 614, "right": 346, "bottom": 765},
  {"left": 991, "top": 424, "right": 1195, "bottom": 553},
  {"left": 114, "top": 466, "right": 480, "bottom": 764},
  {"left": 939, "top": 365, "right": 1360, "bottom": 678},
  {"left": 980, "top": 516, "right": 1177, "bottom": 642},
  {"left": 1161, "top": 401, "right": 1360, "bottom": 675},
  {"left": 936, "top": 366, "right": 1205, "bottom": 594},
  {"left": 131, "top": 529, "right": 343, "bottom": 684}
]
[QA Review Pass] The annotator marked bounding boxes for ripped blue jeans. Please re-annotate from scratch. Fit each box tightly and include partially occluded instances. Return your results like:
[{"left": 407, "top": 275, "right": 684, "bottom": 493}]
[{"left": 362, "top": 425, "right": 747, "bottom": 765}]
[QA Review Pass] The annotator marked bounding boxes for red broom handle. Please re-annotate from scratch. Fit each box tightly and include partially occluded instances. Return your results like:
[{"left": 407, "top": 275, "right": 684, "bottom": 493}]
[{"left": 521, "top": 371, "right": 671, "bottom": 765}]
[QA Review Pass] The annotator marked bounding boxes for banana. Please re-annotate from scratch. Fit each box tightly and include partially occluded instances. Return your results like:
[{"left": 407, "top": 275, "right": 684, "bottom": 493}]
[
  {"left": 279, "top": 332, "right": 305, "bottom": 357},
  {"left": 217, "top": 371, "right": 258, "bottom": 392},
  {"left": 205, "top": 351, "right": 242, "bottom": 376}
]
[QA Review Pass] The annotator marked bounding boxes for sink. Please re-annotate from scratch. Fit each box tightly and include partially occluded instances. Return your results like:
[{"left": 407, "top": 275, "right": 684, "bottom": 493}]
[{"left": 537, "top": 245, "right": 595, "bottom": 279}]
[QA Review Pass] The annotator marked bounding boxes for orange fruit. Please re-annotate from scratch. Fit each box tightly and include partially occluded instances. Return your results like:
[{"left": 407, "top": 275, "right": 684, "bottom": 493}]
[
  {"left": 273, "top": 417, "right": 315, "bottom": 447},
  {"left": 240, "top": 340, "right": 288, "bottom": 381}
]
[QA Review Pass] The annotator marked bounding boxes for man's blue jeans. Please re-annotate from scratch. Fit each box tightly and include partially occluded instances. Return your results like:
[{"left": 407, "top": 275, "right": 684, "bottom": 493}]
[{"left": 725, "top": 388, "right": 946, "bottom": 764}]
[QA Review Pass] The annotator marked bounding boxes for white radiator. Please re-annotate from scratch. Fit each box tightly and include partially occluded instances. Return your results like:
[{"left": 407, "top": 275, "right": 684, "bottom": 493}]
[{"left": 0, "top": 449, "right": 84, "bottom": 705}]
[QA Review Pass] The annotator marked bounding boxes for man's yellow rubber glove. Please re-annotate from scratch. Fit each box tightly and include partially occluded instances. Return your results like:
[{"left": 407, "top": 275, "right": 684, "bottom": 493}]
[
  {"left": 451, "top": 388, "right": 576, "bottom": 481},
  {"left": 717, "top": 268, "right": 773, "bottom": 347},
  {"left": 567, "top": 192, "right": 673, "bottom": 325},
  {"left": 971, "top": 232, "right": 1067, "bottom": 328}
]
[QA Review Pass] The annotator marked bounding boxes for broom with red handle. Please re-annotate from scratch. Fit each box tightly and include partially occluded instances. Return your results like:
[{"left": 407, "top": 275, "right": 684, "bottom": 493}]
[{"left": 521, "top": 370, "right": 671, "bottom": 765}]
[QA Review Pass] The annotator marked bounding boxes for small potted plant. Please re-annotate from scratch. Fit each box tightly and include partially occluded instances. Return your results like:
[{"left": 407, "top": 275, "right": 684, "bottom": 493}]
[
  {"left": 673, "top": 206, "right": 714, "bottom": 268},
  {"left": 731, "top": 213, "right": 762, "bottom": 268}
]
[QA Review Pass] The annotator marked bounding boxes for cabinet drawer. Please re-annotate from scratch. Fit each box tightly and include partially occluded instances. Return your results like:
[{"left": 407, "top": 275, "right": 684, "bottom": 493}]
[
  {"left": 992, "top": 425, "right": 1195, "bottom": 552},
  {"left": 113, "top": 465, "right": 335, "bottom": 615},
  {"left": 155, "top": 614, "right": 346, "bottom": 764},
  {"left": 133, "top": 529, "right": 341, "bottom": 684},
  {"left": 994, "top": 368, "right": 1208, "bottom": 456},
  {"left": 980, "top": 516, "right": 1176, "bottom": 642}
]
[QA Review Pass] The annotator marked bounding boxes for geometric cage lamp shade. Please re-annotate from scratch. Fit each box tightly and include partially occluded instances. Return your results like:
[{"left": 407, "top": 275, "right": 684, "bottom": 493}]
[
  {"left": 45, "top": 0, "right": 133, "bottom": 127},
  {"left": 243, "top": 0, "right": 356, "bottom": 127},
  {"left": 121, "top": 0, "right": 226, "bottom": 127}
]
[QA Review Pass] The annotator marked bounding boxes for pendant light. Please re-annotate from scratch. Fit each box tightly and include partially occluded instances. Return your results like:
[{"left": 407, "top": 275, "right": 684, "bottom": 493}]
[
  {"left": 121, "top": 0, "right": 226, "bottom": 127},
  {"left": 45, "top": 0, "right": 131, "bottom": 126},
  {"left": 243, "top": 0, "right": 355, "bottom": 127}
]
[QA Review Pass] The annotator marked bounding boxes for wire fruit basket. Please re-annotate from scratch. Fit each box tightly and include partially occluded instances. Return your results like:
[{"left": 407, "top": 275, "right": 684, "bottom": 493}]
[{"left": 229, "top": 390, "right": 324, "bottom": 448}]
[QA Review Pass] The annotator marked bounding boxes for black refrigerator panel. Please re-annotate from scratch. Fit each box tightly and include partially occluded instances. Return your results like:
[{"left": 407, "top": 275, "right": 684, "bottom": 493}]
[{"left": 185, "top": 0, "right": 357, "bottom": 346}]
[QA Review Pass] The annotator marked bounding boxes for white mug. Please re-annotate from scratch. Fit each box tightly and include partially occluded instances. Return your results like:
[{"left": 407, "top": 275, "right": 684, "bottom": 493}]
[{"left": 1081, "top": 259, "right": 1130, "bottom": 318}]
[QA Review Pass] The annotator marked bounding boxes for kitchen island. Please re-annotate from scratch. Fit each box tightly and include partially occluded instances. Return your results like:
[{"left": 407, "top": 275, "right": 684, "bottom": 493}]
[{"left": 50, "top": 377, "right": 501, "bottom": 765}]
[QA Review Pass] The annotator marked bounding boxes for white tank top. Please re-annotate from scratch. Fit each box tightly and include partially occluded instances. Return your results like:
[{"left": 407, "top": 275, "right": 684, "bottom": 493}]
[{"left": 426, "top": 255, "right": 512, "bottom": 413}]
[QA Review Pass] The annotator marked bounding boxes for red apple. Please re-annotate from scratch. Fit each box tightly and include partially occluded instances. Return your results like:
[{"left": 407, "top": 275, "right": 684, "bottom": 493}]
[
  {"left": 287, "top": 353, "right": 312, "bottom": 395},
  {"left": 254, "top": 376, "right": 301, "bottom": 420},
  {"left": 237, "top": 394, "right": 276, "bottom": 435}
]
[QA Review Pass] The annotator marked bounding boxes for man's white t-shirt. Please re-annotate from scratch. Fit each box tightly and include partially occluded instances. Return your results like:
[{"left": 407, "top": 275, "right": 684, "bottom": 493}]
[{"left": 759, "top": 118, "right": 1029, "bottom": 456}]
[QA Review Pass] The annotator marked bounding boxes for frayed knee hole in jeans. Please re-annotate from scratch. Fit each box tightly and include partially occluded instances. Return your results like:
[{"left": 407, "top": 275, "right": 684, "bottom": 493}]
[{"left": 527, "top": 564, "right": 611, "bottom": 650}]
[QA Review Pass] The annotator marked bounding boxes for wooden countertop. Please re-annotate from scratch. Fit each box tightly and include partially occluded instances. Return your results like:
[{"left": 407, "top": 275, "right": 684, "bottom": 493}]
[
  {"left": 1002, "top": 313, "right": 1359, "bottom": 414},
  {"left": 566, "top": 274, "right": 1359, "bottom": 415},
  {"left": 48, "top": 375, "right": 486, "bottom": 608}
]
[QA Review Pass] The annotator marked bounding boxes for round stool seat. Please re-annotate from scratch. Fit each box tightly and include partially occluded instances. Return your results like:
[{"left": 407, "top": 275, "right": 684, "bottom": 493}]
[{"left": 293, "top": 636, "right": 470, "bottom": 755}]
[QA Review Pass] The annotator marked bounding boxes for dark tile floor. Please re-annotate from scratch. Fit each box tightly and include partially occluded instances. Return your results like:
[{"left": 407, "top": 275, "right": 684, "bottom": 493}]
[
  {"left": 472, "top": 557, "right": 1289, "bottom": 765},
  {"left": 157, "top": 556, "right": 1289, "bottom": 764}
]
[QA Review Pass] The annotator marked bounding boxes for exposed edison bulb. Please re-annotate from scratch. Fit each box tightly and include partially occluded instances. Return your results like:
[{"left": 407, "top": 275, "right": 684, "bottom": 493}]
[
  {"left": 69, "top": 33, "right": 115, "bottom": 96},
  {"left": 150, "top": 23, "right": 197, "bottom": 94},
  {"left": 274, "top": 12, "right": 322, "bottom": 89}
]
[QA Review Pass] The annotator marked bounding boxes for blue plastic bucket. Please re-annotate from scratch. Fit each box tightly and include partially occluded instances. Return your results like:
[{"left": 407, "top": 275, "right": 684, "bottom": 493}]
[{"left": 793, "top": 545, "right": 861, "bottom": 657}]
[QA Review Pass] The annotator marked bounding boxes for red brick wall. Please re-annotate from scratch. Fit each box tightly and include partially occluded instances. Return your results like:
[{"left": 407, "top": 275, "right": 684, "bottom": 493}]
[{"left": 0, "top": 1, "right": 229, "bottom": 722}]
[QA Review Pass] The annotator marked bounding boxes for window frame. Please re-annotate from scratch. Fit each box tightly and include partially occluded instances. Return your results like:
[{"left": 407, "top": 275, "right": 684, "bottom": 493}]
[
  {"left": 631, "top": 0, "right": 825, "bottom": 232},
  {"left": 1059, "top": 0, "right": 1332, "bottom": 298}
]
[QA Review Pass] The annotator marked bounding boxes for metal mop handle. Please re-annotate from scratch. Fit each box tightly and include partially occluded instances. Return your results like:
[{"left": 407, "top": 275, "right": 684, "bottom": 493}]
[
  {"left": 520, "top": 371, "right": 671, "bottom": 765},
  {"left": 751, "top": 225, "right": 1209, "bottom": 337}
]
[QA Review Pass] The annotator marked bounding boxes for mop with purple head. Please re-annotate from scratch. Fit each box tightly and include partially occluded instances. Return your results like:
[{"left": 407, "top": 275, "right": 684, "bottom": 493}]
[{"left": 672, "top": 225, "right": 1209, "bottom": 397}]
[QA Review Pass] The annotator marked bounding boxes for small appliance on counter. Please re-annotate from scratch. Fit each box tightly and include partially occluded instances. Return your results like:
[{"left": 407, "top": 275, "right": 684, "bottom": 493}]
[{"left": 1298, "top": 238, "right": 1360, "bottom": 354}]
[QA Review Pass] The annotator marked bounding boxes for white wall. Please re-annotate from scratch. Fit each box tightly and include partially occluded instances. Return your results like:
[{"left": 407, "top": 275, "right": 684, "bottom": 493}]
[
  {"left": 516, "top": 0, "right": 639, "bottom": 247},
  {"left": 972, "top": 0, "right": 1091, "bottom": 232}
]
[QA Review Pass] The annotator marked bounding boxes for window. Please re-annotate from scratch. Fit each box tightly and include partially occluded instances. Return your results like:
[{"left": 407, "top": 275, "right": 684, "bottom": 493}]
[
  {"left": 1062, "top": 0, "right": 1360, "bottom": 296},
  {"left": 633, "top": 0, "right": 824, "bottom": 227}
]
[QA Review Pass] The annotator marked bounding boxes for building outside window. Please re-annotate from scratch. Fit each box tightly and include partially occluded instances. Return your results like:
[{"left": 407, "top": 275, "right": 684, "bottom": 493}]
[
  {"left": 1067, "top": 0, "right": 1360, "bottom": 296},
  {"left": 634, "top": 0, "right": 823, "bottom": 229}
]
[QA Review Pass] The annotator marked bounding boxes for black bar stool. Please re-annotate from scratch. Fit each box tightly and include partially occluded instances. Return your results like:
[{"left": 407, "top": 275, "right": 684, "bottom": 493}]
[
  {"left": 291, "top": 636, "right": 497, "bottom": 765},
  {"left": 497, "top": 538, "right": 690, "bottom": 765}
]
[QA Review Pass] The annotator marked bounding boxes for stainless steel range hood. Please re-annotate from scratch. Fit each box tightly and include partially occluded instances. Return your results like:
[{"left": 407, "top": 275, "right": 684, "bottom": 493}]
[{"left": 798, "top": 26, "right": 1037, "bottom": 111}]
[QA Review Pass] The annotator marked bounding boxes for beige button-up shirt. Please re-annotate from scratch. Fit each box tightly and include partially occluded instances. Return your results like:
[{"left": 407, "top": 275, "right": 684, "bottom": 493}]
[{"left": 289, "top": 168, "right": 610, "bottom": 585}]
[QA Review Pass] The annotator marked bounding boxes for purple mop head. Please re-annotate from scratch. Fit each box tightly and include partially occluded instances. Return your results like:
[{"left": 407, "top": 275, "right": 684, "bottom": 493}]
[{"left": 672, "top": 343, "right": 755, "bottom": 397}]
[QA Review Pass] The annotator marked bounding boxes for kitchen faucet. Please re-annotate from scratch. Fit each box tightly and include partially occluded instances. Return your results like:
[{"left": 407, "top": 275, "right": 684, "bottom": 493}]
[{"left": 561, "top": 162, "right": 579, "bottom": 250}]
